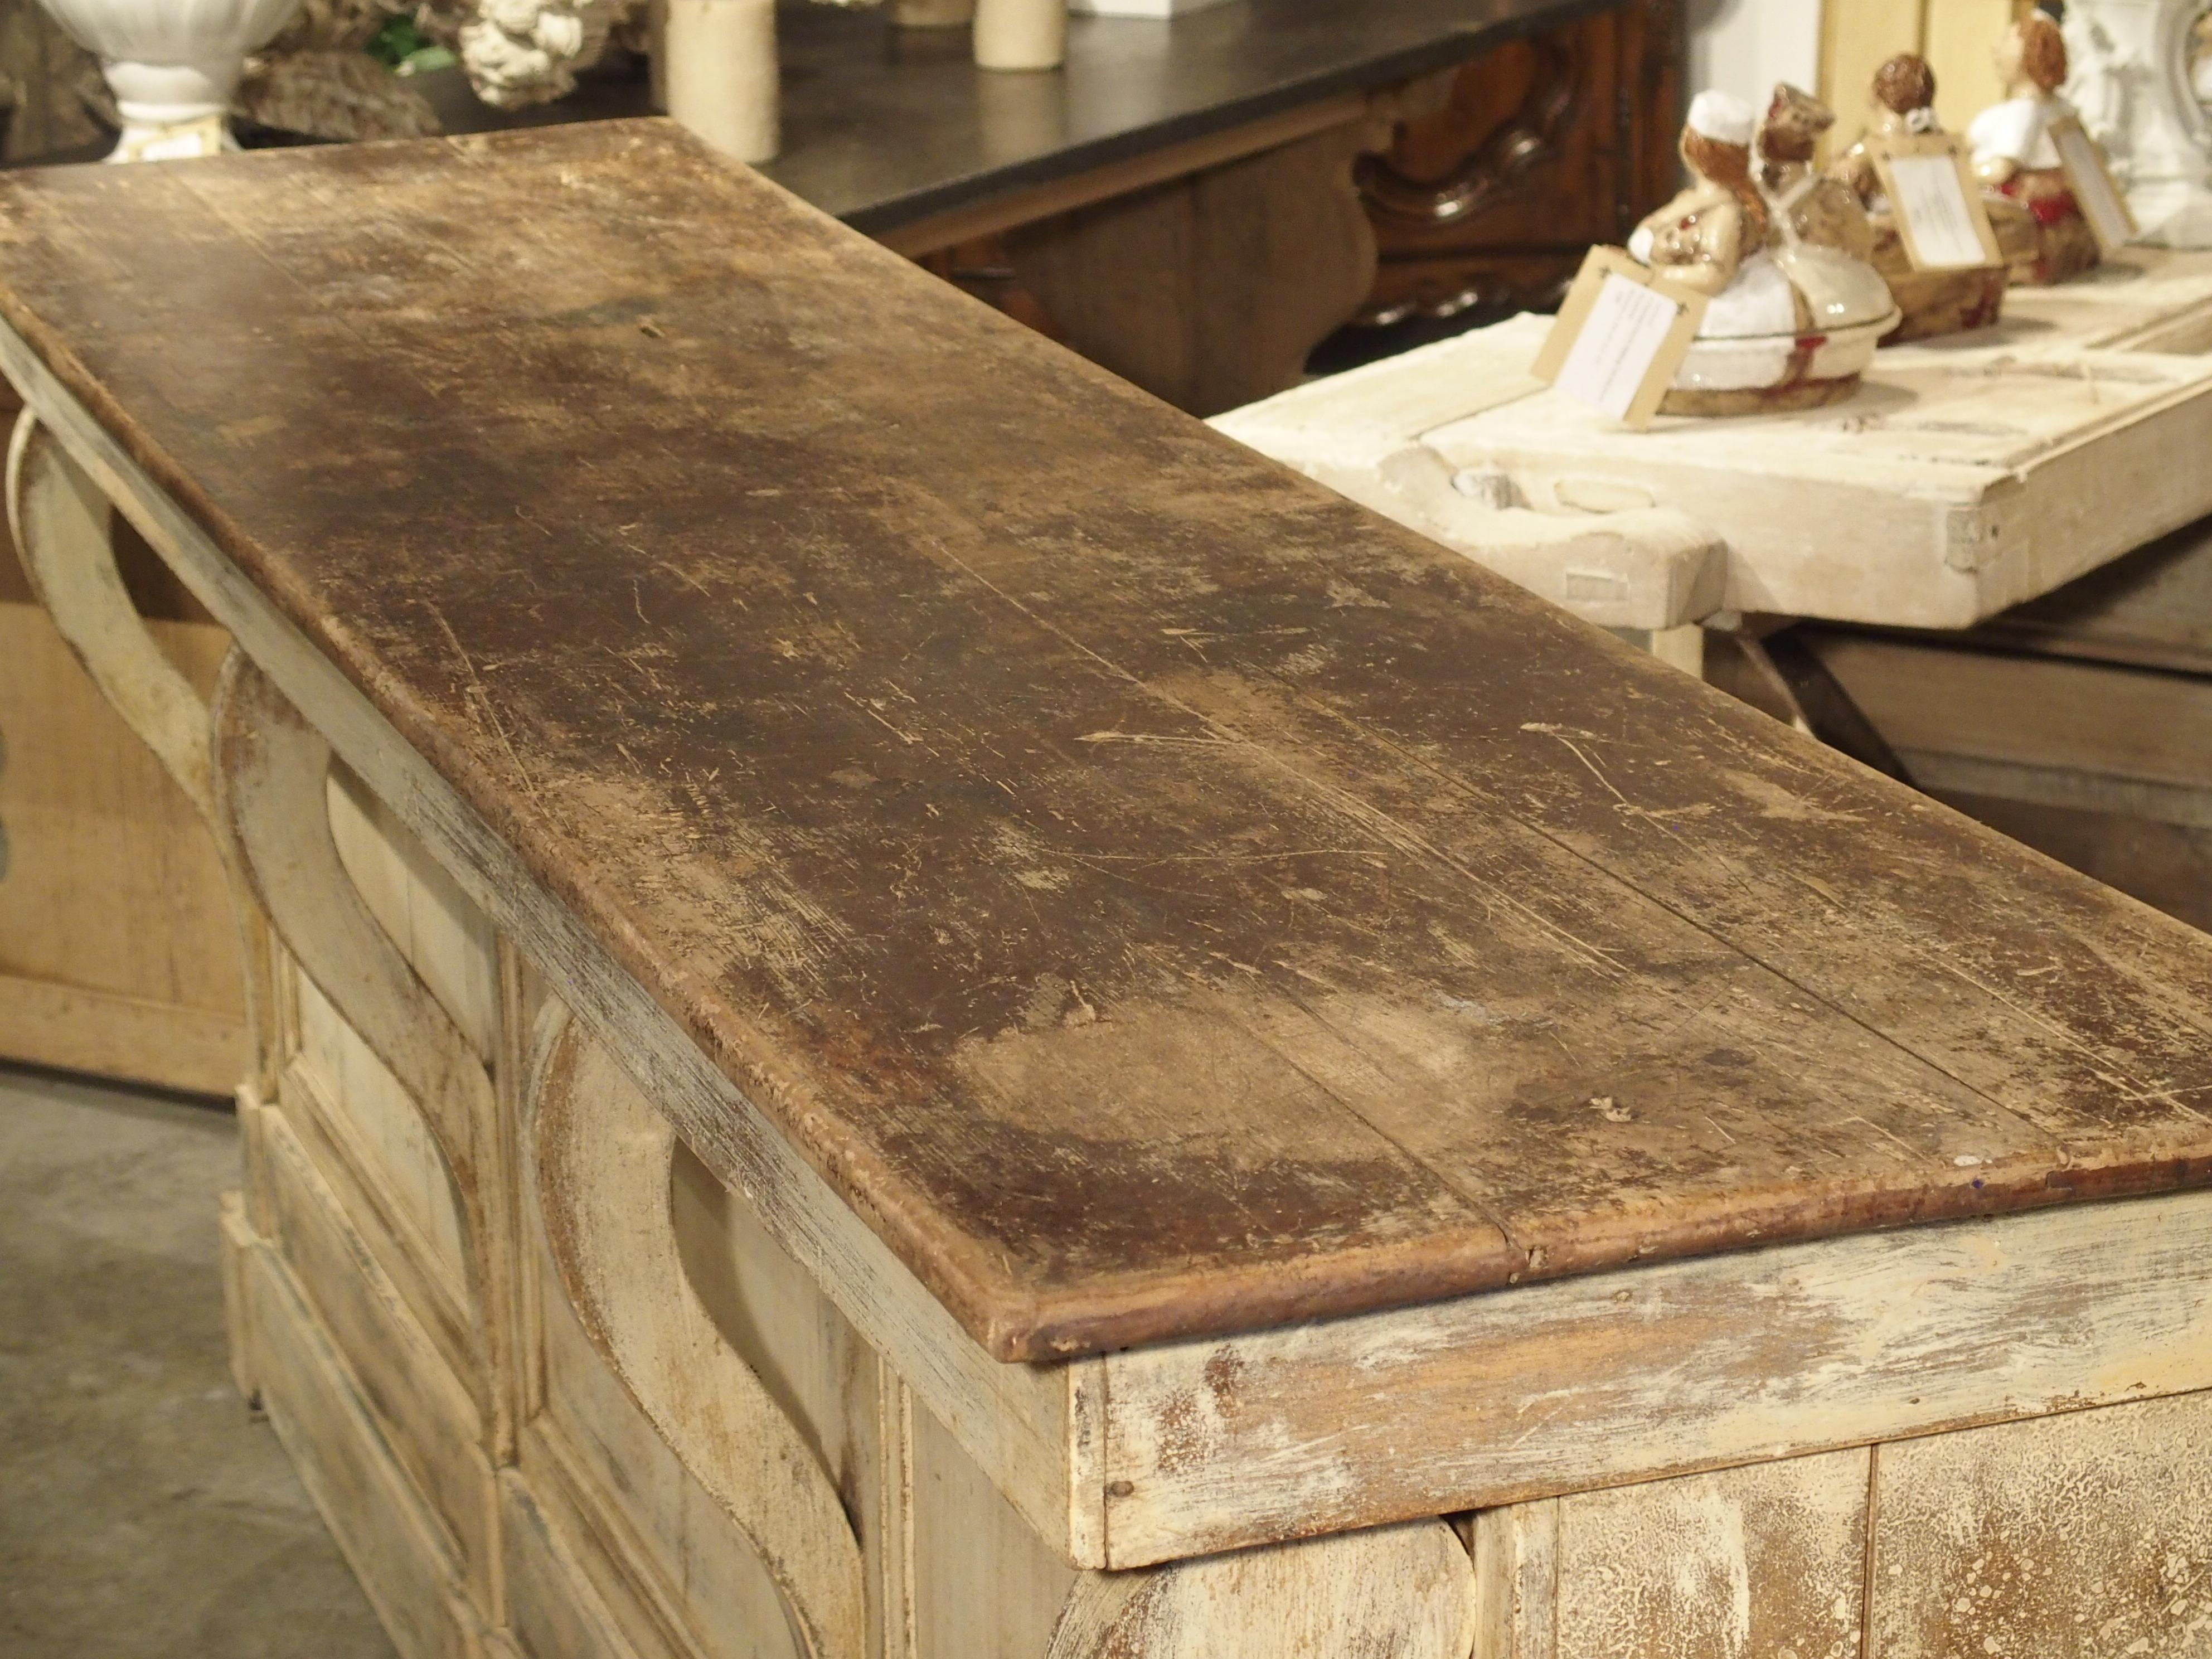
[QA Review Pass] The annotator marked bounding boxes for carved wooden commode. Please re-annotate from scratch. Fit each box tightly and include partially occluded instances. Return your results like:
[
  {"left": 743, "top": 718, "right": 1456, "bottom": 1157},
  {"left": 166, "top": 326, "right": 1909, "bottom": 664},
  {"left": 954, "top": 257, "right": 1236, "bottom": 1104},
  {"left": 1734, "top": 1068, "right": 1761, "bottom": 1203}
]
[{"left": 11, "top": 123, "right": 2212, "bottom": 1658}]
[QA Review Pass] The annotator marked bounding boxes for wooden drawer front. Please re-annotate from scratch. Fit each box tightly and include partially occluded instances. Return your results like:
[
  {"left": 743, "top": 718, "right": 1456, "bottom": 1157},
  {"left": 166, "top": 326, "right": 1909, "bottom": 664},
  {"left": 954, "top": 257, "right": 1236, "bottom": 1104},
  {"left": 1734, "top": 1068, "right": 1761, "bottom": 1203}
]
[
  {"left": 533, "top": 1221, "right": 808, "bottom": 1659},
  {"left": 290, "top": 972, "right": 472, "bottom": 1307},
  {"left": 274, "top": 1049, "right": 482, "bottom": 1415},
  {"left": 224, "top": 1205, "right": 482, "bottom": 1659},
  {"left": 1474, "top": 1449, "right": 1870, "bottom": 1659},
  {"left": 499, "top": 1469, "right": 653, "bottom": 1659},
  {"left": 277, "top": 763, "right": 500, "bottom": 1315},
  {"left": 1474, "top": 1391, "right": 2212, "bottom": 1657},
  {"left": 1870, "top": 1393, "right": 2212, "bottom": 1658},
  {"left": 254, "top": 1098, "right": 497, "bottom": 1607}
]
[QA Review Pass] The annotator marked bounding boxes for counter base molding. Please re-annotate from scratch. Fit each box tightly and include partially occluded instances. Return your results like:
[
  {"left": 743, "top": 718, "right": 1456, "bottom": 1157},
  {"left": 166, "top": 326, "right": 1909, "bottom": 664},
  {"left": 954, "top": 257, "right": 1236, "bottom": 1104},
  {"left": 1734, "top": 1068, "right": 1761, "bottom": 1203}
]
[{"left": 13, "top": 125, "right": 2212, "bottom": 1659}]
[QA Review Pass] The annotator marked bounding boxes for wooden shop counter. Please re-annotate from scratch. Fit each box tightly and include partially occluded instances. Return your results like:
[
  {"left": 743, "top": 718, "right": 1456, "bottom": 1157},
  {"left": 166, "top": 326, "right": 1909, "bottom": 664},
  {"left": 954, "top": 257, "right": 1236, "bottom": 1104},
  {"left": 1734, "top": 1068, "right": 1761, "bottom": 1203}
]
[{"left": 7, "top": 122, "right": 2212, "bottom": 1657}]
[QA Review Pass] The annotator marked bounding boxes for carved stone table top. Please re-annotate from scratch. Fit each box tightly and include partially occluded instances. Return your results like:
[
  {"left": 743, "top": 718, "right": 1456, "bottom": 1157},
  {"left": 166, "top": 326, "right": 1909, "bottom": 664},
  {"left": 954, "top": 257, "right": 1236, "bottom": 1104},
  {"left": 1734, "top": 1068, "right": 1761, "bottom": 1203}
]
[{"left": 6, "top": 124, "right": 2212, "bottom": 1369}]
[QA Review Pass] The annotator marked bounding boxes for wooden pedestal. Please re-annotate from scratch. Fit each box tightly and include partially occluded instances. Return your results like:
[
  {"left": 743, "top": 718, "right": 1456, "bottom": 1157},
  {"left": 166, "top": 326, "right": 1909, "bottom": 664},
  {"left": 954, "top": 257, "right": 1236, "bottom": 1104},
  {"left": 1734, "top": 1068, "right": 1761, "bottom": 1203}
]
[{"left": 1217, "top": 246, "right": 2212, "bottom": 634}]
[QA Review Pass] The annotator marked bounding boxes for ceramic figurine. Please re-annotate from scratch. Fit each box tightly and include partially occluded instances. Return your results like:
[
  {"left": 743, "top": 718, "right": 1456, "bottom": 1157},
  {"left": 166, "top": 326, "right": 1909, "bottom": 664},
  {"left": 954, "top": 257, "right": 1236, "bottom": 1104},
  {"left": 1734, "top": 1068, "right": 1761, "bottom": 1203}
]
[
  {"left": 1758, "top": 85, "right": 1875, "bottom": 262},
  {"left": 1832, "top": 55, "right": 2013, "bottom": 342},
  {"left": 1628, "top": 89, "right": 1898, "bottom": 416},
  {"left": 1970, "top": 8, "right": 2103, "bottom": 282}
]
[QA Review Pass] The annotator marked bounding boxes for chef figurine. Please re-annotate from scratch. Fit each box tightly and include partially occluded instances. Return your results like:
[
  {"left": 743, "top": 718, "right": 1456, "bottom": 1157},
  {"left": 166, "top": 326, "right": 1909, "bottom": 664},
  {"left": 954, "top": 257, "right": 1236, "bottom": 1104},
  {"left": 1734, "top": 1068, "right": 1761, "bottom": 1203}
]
[
  {"left": 1628, "top": 89, "right": 1898, "bottom": 415},
  {"left": 1967, "top": 6, "right": 2102, "bottom": 283},
  {"left": 1629, "top": 89, "right": 1769, "bottom": 300},
  {"left": 1831, "top": 54, "right": 2016, "bottom": 339}
]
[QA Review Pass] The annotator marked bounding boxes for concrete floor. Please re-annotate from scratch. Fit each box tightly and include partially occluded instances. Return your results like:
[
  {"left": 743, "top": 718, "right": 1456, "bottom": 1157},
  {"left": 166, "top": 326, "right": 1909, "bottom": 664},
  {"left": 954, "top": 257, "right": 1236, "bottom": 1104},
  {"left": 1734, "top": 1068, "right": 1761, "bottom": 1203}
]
[{"left": 0, "top": 1063, "right": 394, "bottom": 1659}]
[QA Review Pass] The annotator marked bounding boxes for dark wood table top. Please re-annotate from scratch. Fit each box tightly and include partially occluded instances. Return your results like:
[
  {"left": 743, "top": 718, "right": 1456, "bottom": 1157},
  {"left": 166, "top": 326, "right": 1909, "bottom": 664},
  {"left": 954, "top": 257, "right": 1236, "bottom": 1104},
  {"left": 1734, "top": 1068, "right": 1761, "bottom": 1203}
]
[
  {"left": 6, "top": 123, "right": 2212, "bottom": 1362},
  {"left": 423, "top": 0, "right": 1611, "bottom": 235}
]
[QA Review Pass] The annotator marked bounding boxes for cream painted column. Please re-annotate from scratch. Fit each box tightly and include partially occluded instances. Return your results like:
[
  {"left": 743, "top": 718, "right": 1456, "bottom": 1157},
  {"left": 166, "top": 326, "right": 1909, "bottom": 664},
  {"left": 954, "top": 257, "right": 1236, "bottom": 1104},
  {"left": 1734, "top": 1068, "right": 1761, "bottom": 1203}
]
[
  {"left": 974, "top": 0, "right": 1067, "bottom": 70},
  {"left": 664, "top": 0, "right": 780, "bottom": 161}
]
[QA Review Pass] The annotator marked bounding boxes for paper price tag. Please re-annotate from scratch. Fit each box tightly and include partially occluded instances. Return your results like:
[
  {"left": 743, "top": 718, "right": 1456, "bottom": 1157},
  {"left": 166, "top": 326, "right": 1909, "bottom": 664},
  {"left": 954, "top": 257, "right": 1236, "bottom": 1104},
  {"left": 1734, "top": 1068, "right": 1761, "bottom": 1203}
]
[
  {"left": 2050, "top": 114, "right": 2137, "bottom": 255},
  {"left": 1530, "top": 247, "right": 1706, "bottom": 431},
  {"left": 1869, "top": 132, "right": 2002, "bottom": 271}
]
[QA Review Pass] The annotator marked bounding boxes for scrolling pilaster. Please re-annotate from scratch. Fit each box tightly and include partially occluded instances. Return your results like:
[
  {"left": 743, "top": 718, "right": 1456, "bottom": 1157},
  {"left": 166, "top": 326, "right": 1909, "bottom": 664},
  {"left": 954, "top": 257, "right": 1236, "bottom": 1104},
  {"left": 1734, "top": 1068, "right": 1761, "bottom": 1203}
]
[
  {"left": 528, "top": 1005, "right": 867, "bottom": 1659},
  {"left": 211, "top": 652, "right": 515, "bottom": 1439}
]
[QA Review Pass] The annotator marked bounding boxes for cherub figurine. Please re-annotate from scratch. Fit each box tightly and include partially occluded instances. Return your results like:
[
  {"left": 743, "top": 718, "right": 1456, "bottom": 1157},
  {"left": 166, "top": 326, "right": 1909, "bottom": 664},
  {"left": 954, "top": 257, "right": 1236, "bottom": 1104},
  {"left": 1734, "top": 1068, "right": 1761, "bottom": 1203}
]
[
  {"left": 1628, "top": 90, "right": 1896, "bottom": 415},
  {"left": 1967, "top": 8, "right": 2102, "bottom": 282},
  {"left": 1831, "top": 54, "right": 2014, "bottom": 340}
]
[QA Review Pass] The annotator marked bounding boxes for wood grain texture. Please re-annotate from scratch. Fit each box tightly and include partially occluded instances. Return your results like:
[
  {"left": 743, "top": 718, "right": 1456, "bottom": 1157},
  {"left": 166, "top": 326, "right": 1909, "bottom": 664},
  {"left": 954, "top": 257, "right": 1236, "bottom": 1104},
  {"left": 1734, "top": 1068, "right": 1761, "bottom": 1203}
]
[
  {"left": 1360, "top": 0, "right": 1683, "bottom": 324},
  {"left": 1550, "top": 1452, "right": 1868, "bottom": 1659},
  {"left": 227, "top": 1207, "right": 484, "bottom": 1659},
  {"left": 1093, "top": 1189, "right": 2212, "bottom": 1561},
  {"left": 533, "top": 1011, "right": 867, "bottom": 1659},
  {"left": 1961, "top": 511, "right": 2212, "bottom": 676},
  {"left": 25, "top": 356, "right": 1098, "bottom": 1563},
  {"left": 499, "top": 1468, "right": 651, "bottom": 1659},
  {"left": 1869, "top": 1391, "right": 2212, "bottom": 1659},
  {"left": 1419, "top": 311, "right": 2212, "bottom": 628},
  {"left": 1471, "top": 1502, "right": 1558, "bottom": 1659},
  {"left": 1996, "top": 247, "right": 2212, "bottom": 352},
  {"left": 280, "top": 1013, "right": 479, "bottom": 1387},
  {"left": 1007, "top": 114, "right": 1384, "bottom": 416},
  {"left": 214, "top": 655, "right": 498, "bottom": 1303},
  {"left": 8, "top": 126, "right": 2212, "bottom": 1362},
  {"left": 0, "top": 451, "right": 250, "bottom": 1093},
  {"left": 1045, "top": 1520, "right": 1476, "bottom": 1659},
  {"left": 0, "top": 968, "right": 246, "bottom": 1095},
  {"left": 1806, "top": 630, "right": 2212, "bottom": 827},
  {"left": 251, "top": 1094, "right": 498, "bottom": 1603},
  {"left": 9, "top": 414, "right": 216, "bottom": 820}
]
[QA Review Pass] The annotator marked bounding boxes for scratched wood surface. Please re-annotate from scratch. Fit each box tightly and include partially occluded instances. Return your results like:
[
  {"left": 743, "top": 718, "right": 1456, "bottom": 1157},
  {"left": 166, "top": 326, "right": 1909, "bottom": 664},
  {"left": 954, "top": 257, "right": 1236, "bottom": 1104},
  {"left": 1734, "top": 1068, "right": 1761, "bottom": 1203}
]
[{"left": 7, "top": 123, "right": 2212, "bottom": 1362}]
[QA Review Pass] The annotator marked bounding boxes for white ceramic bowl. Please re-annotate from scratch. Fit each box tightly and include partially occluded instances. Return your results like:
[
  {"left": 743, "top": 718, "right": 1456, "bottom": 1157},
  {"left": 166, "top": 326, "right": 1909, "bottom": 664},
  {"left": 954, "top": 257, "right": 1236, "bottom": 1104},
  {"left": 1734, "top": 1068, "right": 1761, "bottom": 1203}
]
[{"left": 1672, "top": 309, "right": 1905, "bottom": 394}]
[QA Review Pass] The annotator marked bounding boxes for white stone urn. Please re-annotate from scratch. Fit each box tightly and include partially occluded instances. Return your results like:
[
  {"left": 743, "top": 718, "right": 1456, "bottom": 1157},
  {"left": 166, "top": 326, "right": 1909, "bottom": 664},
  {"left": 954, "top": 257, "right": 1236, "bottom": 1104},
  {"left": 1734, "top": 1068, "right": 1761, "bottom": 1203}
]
[{"left": 37, "top": 0, "right": 308, "bottom": 161}]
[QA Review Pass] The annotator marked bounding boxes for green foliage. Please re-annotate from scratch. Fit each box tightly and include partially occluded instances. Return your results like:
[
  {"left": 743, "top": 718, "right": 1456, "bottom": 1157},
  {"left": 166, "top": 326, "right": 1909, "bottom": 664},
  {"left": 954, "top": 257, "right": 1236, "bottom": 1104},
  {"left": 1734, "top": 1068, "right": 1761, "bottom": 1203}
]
[
  {"left": 368, "top": 13, "right": 457, "bottom": 74},
  {"left": 366, "top": 13, "right": 424, "bottom": 67}
]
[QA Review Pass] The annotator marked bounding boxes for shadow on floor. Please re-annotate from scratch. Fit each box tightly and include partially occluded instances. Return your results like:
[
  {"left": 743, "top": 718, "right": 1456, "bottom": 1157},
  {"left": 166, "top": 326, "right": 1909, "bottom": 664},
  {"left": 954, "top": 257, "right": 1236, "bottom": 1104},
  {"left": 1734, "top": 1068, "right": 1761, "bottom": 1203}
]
[{"left": 0, "top": 1064, "right": 394, "bottom": 1659}]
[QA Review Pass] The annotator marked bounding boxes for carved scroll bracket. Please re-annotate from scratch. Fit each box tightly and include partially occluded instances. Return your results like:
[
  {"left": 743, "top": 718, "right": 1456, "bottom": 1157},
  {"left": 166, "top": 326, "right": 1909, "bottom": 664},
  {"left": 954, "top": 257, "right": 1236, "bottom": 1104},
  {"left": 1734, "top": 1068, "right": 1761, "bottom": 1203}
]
[
  {"left": 530, "top": 1003, "right": 867, "bottom": 1659},
  {"left": 1356, "top": 34, "right": 1584, "bottom": 230},
  {"left": 9, "top": 409, "right": 277, "bottom": 1087},
  {"left": 7, "top": 410, "right": 216, "bottom": 822}
]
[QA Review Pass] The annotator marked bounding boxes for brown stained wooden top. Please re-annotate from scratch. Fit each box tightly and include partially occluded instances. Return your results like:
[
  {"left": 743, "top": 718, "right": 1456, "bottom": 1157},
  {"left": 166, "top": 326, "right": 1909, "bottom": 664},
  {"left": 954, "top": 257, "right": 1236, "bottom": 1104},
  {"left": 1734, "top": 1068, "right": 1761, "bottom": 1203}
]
[{"left": 7, "top": 124, "right": 2212, "bottom": 1362}]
